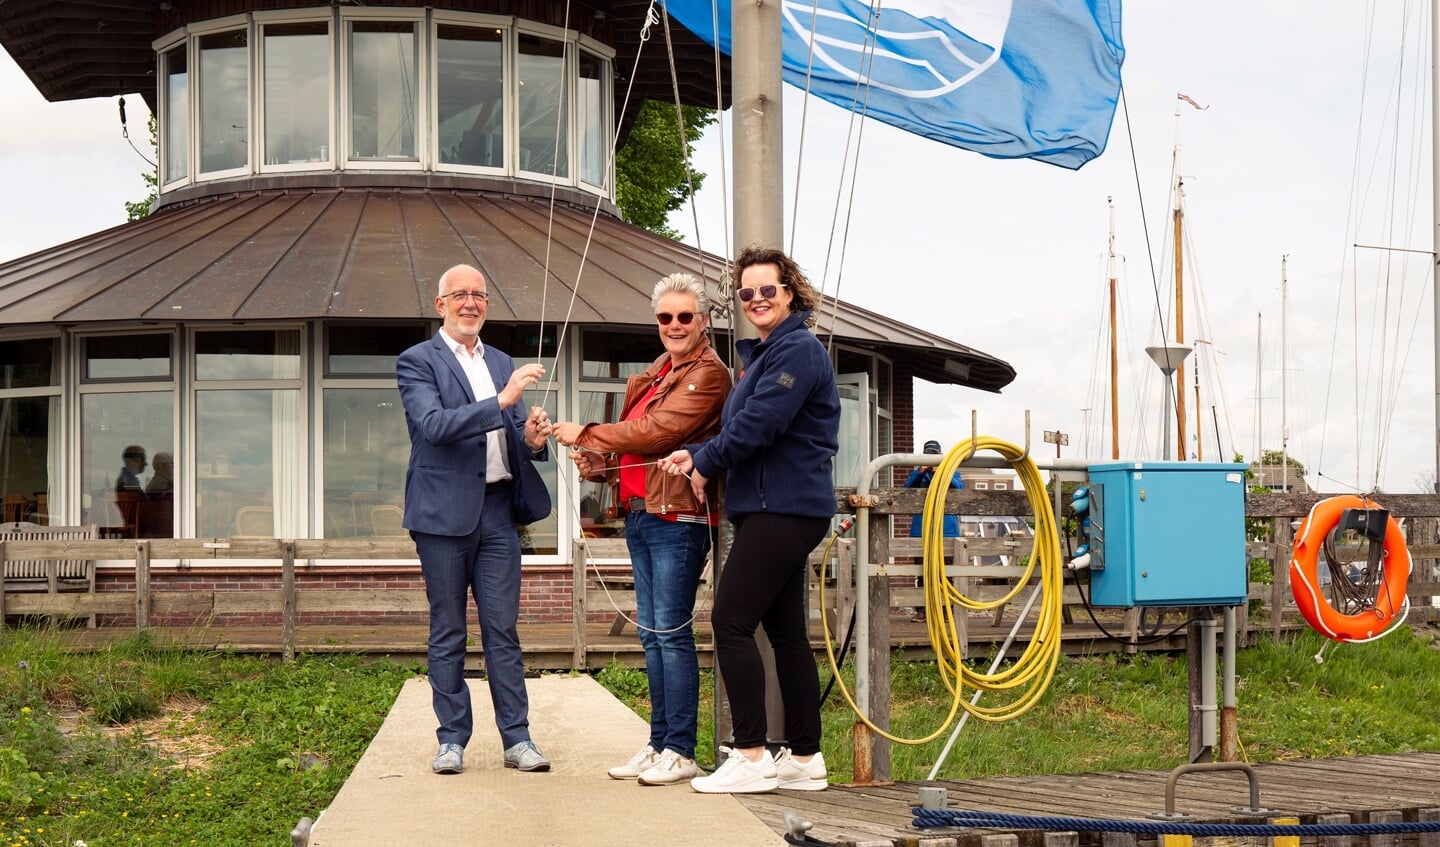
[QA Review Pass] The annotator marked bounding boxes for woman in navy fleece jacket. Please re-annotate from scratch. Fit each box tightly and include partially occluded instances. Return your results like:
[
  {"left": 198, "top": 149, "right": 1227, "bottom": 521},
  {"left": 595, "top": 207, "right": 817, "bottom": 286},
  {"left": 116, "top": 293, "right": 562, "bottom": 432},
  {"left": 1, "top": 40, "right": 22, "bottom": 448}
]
[{"left": 660, "top": 245, "right": 840, "bottom": 794}]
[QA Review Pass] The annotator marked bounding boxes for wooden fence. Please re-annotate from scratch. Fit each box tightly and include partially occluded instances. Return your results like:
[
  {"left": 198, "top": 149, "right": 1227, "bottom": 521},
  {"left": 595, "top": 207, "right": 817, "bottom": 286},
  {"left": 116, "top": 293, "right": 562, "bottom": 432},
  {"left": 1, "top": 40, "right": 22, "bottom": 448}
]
[{"left": 3, "top": 490, "right": 1438, "bottom": 665}]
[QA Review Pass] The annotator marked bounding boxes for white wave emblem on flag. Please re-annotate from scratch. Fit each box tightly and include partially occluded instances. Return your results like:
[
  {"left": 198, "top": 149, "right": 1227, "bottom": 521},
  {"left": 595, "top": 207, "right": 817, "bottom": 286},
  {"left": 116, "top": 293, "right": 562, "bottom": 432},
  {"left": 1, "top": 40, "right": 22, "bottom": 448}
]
[{"left": 781, "top": 0, "right": 1013, "bottom": 99}]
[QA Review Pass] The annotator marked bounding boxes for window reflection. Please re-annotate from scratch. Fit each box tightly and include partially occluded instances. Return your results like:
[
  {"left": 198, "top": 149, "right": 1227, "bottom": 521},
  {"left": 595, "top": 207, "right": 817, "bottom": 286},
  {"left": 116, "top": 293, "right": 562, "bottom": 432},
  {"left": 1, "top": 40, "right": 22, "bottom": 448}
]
[
  {"left": 264, "top": 22, "right": 331, "bottom": 166},
  {"left": 199, "top": 29, "right": 249, "bottom": 174},
  {"left": 437, "top": 25, "right": 505, "bottom": 168},
  {"left": 162, "top": 46, "right": 189, "bottom": 184},
  {"left": 196, "top": 389, "right": 301, "bottom": 538},
  {"left": 517, "top": 33, "right": 567, "bottom": 177},
  {"left": 0, "top": 338, "right": 60, "bottom": 526},
  {"left": 80, "top": 393, "right": 175, "bottom": 539},
  {"left": 195, "top": 330, "right": 301, "bottom": 380},
  {"left": 578, "top": 52, "right": 605, "bottom": 186},
  {"left": 83, "top": 335, "right": 172, "bottom": 381},
  {"left": 322, "top": 388, "right": 407, "bottom": 538},
  {"left": 350, "top": 21, "right": 418, "bottom": 160}
]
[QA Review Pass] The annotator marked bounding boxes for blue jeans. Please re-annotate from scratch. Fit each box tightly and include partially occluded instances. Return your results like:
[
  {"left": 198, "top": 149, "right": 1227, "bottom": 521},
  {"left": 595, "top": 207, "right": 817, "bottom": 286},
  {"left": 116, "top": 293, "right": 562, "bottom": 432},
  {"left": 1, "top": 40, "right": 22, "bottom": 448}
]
[{"left": 626, "top": 511, "right": 710, "bottom": 760}]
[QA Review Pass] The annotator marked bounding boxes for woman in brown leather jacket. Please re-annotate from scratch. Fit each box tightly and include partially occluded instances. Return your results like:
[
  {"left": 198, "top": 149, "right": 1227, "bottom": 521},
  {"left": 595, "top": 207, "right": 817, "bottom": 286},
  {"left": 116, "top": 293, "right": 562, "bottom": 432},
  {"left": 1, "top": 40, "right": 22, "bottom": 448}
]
[{"left": 550, "top": 272, "right": 731, "bottom": 786}]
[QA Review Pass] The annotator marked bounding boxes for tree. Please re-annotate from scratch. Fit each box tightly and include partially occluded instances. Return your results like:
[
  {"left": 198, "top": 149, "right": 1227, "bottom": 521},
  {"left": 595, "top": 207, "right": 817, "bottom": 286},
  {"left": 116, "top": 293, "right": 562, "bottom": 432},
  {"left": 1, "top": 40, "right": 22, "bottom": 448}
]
[
  {"left": 614, "top": 100, "right": 716, "bottom": 238},
  {"left": 1258, "top": 449, "right": 1306, "bottom": 476},
  {"left": 125, "top": 115, "right": 158, "bottom": 222}
]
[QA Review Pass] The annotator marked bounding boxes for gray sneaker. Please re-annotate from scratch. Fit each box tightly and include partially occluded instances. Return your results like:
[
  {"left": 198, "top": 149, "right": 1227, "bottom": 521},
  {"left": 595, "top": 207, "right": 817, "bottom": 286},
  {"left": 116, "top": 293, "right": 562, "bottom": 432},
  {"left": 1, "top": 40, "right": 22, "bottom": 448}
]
[
  {"left": 432, "top": 742, "right": 464, "bottom": 775},
  {"left": 503, "top": 740, "right": 551, "bottom": 772}
]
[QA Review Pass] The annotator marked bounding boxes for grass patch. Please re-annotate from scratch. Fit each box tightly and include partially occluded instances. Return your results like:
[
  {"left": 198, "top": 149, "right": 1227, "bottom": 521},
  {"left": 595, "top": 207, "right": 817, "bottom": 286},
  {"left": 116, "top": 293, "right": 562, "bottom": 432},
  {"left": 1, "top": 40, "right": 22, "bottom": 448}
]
[
  {"left": 8, "top": 621, "right": 1440, "bottom": 843},
  {"left": 1, "top": 625, "right": 420, "bottom": 847},
  {"left": 599, "top": 625, "right": 1440, "bottom": 780}
]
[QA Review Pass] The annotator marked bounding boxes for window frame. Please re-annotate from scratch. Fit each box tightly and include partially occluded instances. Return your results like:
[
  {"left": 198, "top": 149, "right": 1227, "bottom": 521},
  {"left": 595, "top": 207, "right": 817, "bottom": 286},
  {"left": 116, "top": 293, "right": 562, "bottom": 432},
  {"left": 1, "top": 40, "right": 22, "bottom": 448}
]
[
  {"left": 340, "top": 7, "right": 429, "bottom": 171},
  {"left": 255, "top": 9, "right": 336, "bottom": 175}
]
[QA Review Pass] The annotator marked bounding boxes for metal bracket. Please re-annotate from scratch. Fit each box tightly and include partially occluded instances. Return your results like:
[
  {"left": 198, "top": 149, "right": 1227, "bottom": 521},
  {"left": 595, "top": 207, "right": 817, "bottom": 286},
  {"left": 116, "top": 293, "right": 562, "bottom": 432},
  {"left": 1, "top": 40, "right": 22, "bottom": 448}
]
[
  {"left": 848, "top": 493, "right": 880, "bottom": 508},
  {"left": 1149, "top": 761, "right": 1280, "bottom": 820}
]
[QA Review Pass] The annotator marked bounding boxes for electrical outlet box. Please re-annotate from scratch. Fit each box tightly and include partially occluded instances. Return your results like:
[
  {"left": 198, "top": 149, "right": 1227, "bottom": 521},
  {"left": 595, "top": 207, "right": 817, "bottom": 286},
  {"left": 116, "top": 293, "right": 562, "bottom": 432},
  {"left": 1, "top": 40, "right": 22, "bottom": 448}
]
[{"left": 1086, "top": 461, "right": 1248, "bottom": 607}]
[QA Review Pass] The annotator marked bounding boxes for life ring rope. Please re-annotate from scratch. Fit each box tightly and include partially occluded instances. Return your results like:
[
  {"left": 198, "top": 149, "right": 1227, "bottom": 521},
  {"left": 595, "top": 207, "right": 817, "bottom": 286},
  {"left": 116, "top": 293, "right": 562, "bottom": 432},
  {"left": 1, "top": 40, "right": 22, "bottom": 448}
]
[{"left": 1287, "top": 494, "right": 1412, "bottom": 644}]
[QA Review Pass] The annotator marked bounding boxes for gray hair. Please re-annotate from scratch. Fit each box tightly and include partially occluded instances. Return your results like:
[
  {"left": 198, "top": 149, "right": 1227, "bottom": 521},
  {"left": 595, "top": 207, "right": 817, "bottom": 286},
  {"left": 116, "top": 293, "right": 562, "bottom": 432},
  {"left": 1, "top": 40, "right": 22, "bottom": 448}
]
[
  {"left": 650, "top": 272, "right": 710, "bottom": 315},
  {"left": 436, "top": 264, "right": 485, "bottom": 297}
]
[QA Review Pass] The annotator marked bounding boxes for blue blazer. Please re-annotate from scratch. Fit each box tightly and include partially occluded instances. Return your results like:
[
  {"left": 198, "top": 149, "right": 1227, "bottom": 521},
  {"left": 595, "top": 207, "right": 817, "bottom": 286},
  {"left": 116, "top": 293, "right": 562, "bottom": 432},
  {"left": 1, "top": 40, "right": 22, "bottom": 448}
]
[{"left": 396, "top": 332, "right": 551, "bottom": 535}]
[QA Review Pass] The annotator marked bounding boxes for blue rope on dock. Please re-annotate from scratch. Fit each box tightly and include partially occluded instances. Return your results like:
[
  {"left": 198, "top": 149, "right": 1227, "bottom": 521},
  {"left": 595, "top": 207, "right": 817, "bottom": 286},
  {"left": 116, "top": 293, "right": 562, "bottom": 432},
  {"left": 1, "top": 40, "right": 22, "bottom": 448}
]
[{"left": 911, "top": 809, "right": 1440, "bottom": 836}]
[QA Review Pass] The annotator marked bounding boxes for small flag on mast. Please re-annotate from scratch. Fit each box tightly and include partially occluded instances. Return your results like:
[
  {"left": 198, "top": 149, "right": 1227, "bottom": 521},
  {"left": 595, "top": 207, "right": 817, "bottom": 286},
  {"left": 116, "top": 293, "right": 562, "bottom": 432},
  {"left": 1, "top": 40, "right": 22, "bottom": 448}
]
[{"left": 1177, "top": 93, "right": 1210, "bottom": 110}]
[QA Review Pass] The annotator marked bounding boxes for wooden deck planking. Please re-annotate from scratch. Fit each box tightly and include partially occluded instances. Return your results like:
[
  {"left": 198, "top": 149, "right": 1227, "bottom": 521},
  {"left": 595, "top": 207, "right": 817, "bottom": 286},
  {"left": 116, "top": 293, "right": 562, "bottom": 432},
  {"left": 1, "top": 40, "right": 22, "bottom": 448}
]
[{"left": 739, "top": 752, "right": 1440, "bottom": 847}]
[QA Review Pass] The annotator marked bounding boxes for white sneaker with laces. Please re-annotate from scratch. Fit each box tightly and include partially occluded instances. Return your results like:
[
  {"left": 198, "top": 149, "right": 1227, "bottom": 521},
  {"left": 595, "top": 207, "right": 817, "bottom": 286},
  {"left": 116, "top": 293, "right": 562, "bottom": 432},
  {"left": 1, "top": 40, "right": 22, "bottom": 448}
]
[
  {"left": 774, "top": 747, "right": 828, "bottom": 791},
  {"left": 690, "top": 748, "right": 778, "bottom": 794},
  {"left": 608, "top": 745, "right": 659, "bottom": 780},
  {"left": 638, "top": 749, "right": 699, "bottom": 785}
]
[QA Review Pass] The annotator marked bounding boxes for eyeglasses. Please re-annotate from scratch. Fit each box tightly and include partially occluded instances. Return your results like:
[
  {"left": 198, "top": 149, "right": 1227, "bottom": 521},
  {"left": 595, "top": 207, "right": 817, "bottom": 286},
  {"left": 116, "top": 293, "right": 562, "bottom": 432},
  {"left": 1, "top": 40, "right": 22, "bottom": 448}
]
[
  {"left": 442, "top": 290, "right": 490, "bottom": 304},
  {"left": 737, "top": 283, "right": 787, "bottom": 302},
  {"left": 656, "top": 312, "right": 697, "bottom": 326}
]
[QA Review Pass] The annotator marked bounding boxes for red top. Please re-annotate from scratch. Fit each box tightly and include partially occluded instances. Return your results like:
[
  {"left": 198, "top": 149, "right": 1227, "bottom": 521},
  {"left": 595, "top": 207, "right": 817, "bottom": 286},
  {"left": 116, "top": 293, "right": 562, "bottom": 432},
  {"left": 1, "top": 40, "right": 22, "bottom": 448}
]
[{"left": 617, "top": 364, "right": 667, "bottom": 504}]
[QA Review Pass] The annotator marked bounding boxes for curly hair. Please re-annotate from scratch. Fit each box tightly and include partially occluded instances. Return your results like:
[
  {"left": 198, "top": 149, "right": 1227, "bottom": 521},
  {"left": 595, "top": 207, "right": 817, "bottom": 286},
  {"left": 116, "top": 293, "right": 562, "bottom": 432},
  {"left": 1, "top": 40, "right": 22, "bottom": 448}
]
[{"left": 734, "top": 244, "right": 820, "bottom": 326}]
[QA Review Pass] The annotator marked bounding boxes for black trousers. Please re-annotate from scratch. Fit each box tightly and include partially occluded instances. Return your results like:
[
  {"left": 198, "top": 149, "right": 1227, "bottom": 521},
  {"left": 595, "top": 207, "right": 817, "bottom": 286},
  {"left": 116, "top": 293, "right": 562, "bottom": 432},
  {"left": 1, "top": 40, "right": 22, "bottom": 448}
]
[{"left": 713, "top": 512, "right": 831, "bottom": 755}]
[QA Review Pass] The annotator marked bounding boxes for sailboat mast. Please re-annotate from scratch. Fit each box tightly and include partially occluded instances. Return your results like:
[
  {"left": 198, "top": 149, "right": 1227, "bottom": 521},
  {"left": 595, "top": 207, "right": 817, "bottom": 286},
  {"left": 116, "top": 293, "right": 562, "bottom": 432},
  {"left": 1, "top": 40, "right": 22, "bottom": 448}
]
[
  {"left": 731, "top": 0, "right": 783, "bottom": 340},
  {"left": 1431, "top": 0, "right": 1440, "bottom": 491},
  {"left": 1108, "top": 197, "right": 1120, "bottom": 459},
  {"left": 1172, "top": 108, "right": 1188, "bottom": 460},
  {"left": 1281, "top": 255, "right": 1290, "bottom": 492}
]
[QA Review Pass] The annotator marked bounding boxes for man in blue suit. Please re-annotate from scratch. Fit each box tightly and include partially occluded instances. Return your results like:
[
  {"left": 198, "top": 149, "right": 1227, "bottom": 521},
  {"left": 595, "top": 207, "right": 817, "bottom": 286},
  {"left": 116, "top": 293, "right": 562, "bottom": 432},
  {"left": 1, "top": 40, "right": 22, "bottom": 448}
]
[{"left": 397, "top": 263, "right": 555, "bottom": 776}]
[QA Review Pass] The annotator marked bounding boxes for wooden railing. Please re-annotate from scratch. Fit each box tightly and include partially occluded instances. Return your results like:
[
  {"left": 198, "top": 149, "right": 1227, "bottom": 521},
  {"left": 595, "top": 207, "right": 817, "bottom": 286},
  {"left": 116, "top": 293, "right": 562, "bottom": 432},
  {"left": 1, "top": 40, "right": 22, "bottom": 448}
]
[{"left": 3, "top": 490, "right": 1438, "bottom": 666}]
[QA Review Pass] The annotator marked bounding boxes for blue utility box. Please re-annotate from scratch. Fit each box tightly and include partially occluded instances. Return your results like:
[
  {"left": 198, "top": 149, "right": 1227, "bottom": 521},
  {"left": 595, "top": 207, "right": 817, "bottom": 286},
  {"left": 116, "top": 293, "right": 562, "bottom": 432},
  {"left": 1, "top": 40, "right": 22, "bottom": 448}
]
[{"left": 1086, "top": 461, "right": 1248, "bottom": 607}]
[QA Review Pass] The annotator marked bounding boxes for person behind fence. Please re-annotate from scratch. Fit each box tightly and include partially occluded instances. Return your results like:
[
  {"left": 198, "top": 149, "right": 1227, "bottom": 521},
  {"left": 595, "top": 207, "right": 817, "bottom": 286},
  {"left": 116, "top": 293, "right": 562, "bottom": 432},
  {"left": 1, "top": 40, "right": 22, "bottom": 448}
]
[
  {"left": 550, "top": 272, "right": 731, "bottom": 786},
  {"left": 396, "top": 263, "right": 554, "bottom": 777},
  {"left": 659, "top": 244, "right": 840, "bottom": 794},
  {"left": 906, "top": 439, "right": 963, "bottom": 623}
]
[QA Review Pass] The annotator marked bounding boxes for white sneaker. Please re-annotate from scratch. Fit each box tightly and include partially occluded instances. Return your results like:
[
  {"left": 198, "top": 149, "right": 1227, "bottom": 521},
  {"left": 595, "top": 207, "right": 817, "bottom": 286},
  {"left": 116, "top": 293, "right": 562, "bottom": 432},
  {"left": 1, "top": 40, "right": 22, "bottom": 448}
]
[
  {"left": 774, "top": 747, "right": 828, "bottom": 791},
  {"left": 608, "top": 745, "right": 659, "bottom": 780},
  {"left": 690, "top": 748, "right": 778, "bottom": 794},
  {"left": 637, "top": 749, "right": 699, "bottom": 785}
]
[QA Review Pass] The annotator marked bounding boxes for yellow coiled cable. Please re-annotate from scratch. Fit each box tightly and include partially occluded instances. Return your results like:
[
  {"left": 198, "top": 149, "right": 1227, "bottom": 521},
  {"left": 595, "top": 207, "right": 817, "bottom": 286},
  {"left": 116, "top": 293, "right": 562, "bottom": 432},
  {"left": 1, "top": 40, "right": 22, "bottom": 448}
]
[{"left": 820, "top": 437, "right": 1065, "bottom": 744}]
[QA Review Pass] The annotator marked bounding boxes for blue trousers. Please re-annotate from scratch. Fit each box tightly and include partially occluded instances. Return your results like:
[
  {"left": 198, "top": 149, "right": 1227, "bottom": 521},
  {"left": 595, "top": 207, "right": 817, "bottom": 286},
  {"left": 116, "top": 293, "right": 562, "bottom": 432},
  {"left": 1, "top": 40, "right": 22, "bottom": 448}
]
[
  {"left": 412, "top": 482, "right": 530, "bottom": 749},
  {"left": 626, "top": 512, "right": 711, "bottom": 759}
]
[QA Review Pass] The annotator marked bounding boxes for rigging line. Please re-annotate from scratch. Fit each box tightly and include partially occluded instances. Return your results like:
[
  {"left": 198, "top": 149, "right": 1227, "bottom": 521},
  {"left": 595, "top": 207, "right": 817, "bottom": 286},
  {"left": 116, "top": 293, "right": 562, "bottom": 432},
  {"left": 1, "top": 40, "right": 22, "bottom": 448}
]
[
  {"left": 703, "top": 0, "right": 735, "bottom": 331},
  {"left": 1118, "top": 85, "right": 1180, "bottom": 437},
  {"left": 557, "top": 440, "right": 713, "bottom": 635},
  {"left": 820, "top": 0, "right": 884, "bottom": 352},
  {"left": 534, "top": 0, "right": 577, "bottom": 363},
  {"left": 786, "top": 0, "right": 825, "bottom": 253},
  {"left": 1179, "top": 201, "right": 1240, "bottom": 462},
  {"left": 695, "top": 0, "right": 737, "bottom": 370},
  {"left": 658, "top": 0, "right": 711, "bottom": 282},
  {"left": 1373, "top": 20, "right": 1430, "bottom": 490},
  {"left": 536, "top": 1, "right": 661, "bottom": 400},
  {"left": 1081, "top": 248, "right": 1112, "bottom": 457}
]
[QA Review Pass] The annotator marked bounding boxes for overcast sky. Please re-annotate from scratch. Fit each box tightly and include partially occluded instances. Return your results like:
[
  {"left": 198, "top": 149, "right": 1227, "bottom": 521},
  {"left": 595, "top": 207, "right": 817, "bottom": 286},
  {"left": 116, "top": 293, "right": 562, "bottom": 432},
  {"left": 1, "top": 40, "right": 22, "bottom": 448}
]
[{"left": 1, "top": 1, "right": 1434, "bottom": 493}]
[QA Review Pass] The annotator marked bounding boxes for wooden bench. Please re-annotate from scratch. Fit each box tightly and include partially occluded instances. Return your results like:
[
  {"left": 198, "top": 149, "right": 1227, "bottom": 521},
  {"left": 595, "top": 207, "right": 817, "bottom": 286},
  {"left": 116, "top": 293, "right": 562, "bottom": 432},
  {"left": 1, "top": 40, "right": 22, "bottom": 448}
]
[{"left": 0, "top": 521, "right": 101, "bottom": 626}]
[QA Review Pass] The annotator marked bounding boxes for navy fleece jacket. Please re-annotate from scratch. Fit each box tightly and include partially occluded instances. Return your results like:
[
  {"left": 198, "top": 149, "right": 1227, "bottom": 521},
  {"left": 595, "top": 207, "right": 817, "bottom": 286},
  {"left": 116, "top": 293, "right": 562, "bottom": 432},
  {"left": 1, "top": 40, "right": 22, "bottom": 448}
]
[{"left": 690, "top": 310, "right": 840, "bottom": 519}]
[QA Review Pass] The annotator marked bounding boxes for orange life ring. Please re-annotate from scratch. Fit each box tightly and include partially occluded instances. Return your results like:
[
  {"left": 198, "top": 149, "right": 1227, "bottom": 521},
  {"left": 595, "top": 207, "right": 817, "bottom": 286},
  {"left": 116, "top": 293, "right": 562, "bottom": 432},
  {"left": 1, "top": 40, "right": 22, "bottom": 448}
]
[{"left": 1288, "top": 494, "right": 1411, "bottom": 642}]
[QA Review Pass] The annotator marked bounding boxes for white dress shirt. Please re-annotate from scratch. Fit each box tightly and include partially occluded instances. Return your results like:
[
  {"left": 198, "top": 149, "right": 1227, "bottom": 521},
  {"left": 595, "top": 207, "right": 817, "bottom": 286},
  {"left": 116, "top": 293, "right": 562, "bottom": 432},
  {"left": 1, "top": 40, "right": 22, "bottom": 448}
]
[{"left": 440, "top": 329, "right": 511, "bottom": 483}]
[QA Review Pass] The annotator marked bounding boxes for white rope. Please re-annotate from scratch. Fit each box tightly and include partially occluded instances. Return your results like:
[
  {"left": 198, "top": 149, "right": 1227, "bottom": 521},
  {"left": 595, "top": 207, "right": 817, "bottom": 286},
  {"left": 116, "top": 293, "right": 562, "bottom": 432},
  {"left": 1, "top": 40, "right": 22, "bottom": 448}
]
[{"left": 535, "top": 0, "right": 577, "bottom": 363}]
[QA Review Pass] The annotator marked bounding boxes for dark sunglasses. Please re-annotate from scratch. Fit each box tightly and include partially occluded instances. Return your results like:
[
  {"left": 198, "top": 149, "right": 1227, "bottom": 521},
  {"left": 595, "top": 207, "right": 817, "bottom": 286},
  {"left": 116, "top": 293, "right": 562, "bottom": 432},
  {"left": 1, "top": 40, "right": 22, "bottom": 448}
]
[
  {"left": 737, "top": 283, "right": 787, "bottom": 302},
  {"left": 656, "top": 312, "right": 697, "bottom": 326}
]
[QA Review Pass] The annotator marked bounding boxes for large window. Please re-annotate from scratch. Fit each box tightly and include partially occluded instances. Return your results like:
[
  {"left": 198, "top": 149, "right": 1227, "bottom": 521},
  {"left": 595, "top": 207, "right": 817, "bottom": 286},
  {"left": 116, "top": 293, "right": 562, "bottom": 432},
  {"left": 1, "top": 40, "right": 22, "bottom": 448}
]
[
  {"left": 79, "top": 335, "right": 176, "bottom": 539},
  {"left": 157, "top": 12, "right": 612, "bottom": 193},
  {"left": 198, "top": 29, "right": 250, "bottom": 175},
  {"left": 161, "top": 46, "right": 189, "bottom": 186},
  {"left": 263, "top": 21, "right": 331, "bottom": 167},
  {"left": 437, "top": 24, "right": 505, "bottom": 169},
  {"left": 320, "top": 324, "right": 426, "bottom": 538},
  {"left": 516, "top": 33, "right": 568, "bottom": 178},
  {"left": 349, "top": 20, "right": 418, "bottom": 162},
  {"left": 577, "top": 51, "right": 606, "bottom": 187},
  {"left": 194, "top": 330, "right": 304, "bottom": 538},
  {"left": 0, "top": 338, "right": 61, "bottom": 527}
]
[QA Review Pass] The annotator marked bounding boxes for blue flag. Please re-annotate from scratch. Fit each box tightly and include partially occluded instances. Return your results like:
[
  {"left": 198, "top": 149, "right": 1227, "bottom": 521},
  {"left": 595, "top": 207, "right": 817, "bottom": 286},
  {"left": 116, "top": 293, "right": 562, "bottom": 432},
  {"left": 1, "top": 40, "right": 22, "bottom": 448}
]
[{"left": 663, "top": 0, "right": 1124, "bottom": 169}]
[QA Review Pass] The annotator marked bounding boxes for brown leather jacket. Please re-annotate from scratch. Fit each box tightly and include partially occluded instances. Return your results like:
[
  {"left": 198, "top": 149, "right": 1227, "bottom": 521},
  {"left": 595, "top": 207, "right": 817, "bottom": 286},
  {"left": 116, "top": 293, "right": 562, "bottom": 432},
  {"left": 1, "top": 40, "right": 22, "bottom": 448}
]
[{"left": 574, "top": 344, "right": 731, "bottom": 515}]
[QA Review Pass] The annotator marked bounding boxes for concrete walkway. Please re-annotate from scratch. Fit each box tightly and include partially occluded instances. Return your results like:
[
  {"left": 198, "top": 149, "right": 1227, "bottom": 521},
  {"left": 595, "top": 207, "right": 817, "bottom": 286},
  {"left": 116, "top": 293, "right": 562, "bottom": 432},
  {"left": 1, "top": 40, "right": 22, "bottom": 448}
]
[{"left": 307, "top": 676, "right": 784, "bottom": 846}]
